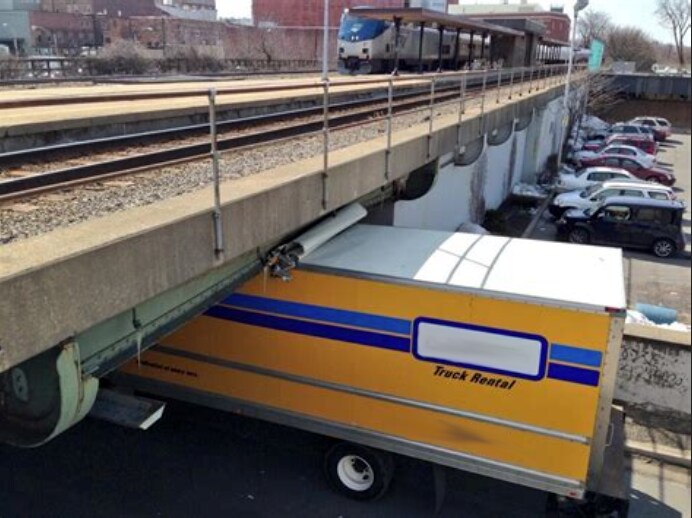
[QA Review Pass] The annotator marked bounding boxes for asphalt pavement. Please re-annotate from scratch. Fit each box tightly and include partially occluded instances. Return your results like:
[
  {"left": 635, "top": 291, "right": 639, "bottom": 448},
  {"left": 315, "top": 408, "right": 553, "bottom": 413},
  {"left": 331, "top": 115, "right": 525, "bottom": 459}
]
[{"left": 1, "top": 400, "right": 690, "bottom": 518}]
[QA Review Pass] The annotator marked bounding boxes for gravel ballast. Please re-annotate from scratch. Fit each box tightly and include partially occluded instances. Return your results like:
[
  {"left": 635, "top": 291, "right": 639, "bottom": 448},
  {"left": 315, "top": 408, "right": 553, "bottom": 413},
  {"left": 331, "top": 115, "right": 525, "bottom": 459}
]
[{"left": 0, "top": 98, "right": 475, "bottom": 245}]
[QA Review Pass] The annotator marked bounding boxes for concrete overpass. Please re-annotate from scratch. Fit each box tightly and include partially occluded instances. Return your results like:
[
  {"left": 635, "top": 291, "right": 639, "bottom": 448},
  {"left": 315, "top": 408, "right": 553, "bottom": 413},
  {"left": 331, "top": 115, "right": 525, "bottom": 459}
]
[{"left": 0, "top": 72, "right": 570, "bottom": 446}]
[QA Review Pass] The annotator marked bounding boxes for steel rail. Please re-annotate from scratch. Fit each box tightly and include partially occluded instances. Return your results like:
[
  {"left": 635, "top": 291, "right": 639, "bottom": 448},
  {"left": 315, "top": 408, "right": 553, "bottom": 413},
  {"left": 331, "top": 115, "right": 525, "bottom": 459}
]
[
  {"left": 0, "top": 88, "right": 474, "bottom": 201},
  {"left": 0, "top": 84, "right": 465, "bottom": 164}
]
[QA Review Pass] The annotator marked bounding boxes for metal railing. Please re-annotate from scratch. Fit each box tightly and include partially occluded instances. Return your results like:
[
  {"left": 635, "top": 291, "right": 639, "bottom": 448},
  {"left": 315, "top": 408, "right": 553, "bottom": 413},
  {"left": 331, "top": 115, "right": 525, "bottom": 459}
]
[{"left": 200, "top": 63, "right": 578, "bottom": 254}]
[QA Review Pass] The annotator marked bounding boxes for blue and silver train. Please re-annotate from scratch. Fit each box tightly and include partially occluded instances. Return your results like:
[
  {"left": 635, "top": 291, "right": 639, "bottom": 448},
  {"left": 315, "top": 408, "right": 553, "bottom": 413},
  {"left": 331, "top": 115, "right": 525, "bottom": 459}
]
[{"left": 337, "top": 12, "right": 483, "bottom": 75}]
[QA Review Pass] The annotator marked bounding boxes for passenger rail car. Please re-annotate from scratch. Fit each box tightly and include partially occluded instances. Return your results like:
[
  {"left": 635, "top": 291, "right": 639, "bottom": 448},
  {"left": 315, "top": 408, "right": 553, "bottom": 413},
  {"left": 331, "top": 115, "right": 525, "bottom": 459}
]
[{"left": 338, "top": 13, "right": 484, "bottom": 74}]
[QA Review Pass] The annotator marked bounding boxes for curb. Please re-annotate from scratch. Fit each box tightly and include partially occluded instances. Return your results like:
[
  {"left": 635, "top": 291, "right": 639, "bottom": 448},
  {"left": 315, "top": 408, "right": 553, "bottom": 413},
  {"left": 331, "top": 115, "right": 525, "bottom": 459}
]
[
  {"left": 626, "top": 440, "right": 692, "bottom": 469},
  {"left": 521, "top": 190, "right": 555, "bottom": 239}
]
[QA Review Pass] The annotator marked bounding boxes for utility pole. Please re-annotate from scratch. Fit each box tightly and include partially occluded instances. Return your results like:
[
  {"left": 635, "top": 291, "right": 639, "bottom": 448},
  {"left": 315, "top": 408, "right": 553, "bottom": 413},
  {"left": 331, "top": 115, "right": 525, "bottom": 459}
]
[{"left": 556, "top": 0, "right": 589, "bottom": 171}]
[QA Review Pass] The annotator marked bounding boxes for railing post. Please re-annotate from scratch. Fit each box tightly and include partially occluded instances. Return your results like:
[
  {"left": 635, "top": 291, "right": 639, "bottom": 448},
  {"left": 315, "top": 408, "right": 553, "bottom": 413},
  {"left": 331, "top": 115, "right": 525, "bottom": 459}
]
[
  {"left": 508, "top": 67, "right": 515, "bottom": 100},
  {"left": 496, "top": 67, "right": 502, "bottom": 104},
  {"left": 528, "top": 65, "right": 533, "bottom": 93},
  {"left": 322, "top": 79, "right": 330, "bottom": 210},
  {"left": 385, "top": 77, "right": 394, "bottom": 181},
  {"left": 519, "top": 67, "right": 525, "bottom": 96},
  {"left": 461, "top": 73, "right": 467, "bottom": 115},
  {"left": 208, "top": 89, "right": 224, "bottom": 256},
  {"left": 456, "top": 73, "right": 465, "bottom": 158},
  {"left": 427, "top": 75, "right": 436, "bottom": 158},
  {"left": 480, "top": 68, "right": 488, "bottom": 122}
]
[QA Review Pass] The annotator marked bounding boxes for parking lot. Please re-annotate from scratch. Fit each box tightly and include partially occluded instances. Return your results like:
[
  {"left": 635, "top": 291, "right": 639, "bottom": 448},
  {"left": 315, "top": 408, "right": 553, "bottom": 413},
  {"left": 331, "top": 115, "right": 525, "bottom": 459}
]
[{"left": 532, "top": 132, "right": 692, "bottom": 323}]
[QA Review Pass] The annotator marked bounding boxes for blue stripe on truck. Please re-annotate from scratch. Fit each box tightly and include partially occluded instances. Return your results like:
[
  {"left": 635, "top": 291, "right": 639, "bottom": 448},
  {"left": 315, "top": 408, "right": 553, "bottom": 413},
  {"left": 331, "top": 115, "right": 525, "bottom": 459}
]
[
  {"left": 205, "top": 306, "right": 411, "bottom": 353},
  {"left": 547, "top": 363, "right": 600, "bottom": 387},
  {"left": 549, "top": 344, "right": 603, "bottom": 368},
  {"left": 222, "top": 293, "right": 412, "bottom": 336}
]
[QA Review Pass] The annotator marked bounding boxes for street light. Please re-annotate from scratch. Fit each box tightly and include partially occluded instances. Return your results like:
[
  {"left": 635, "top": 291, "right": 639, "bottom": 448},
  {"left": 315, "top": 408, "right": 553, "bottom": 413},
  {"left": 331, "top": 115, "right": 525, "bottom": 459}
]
[
  {"left": 1, "top": 22, "right": 19, "bottom": 56},
  {"left": 556, "top": 0, "right": 589, "bottom": 172}
]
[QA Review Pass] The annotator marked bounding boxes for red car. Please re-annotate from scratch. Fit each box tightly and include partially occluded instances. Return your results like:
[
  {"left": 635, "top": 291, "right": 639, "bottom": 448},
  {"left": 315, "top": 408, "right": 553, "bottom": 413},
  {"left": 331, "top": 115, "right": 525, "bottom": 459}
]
[
  {"left": 580, "top": 134, "right": 657, "bottom": 155},
  {"left": 604, "top": 134, "right": 658, "bottom": 155},
  {"left": 578, "top": 155, "right": 676, "bottom": 185}
]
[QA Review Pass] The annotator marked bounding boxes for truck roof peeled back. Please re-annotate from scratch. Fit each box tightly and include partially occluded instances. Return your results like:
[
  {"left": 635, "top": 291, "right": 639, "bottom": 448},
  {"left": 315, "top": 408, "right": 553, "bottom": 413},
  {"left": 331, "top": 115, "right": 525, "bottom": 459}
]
[{"left": 301, "top": 224, "right": 626, "bottom": 313}]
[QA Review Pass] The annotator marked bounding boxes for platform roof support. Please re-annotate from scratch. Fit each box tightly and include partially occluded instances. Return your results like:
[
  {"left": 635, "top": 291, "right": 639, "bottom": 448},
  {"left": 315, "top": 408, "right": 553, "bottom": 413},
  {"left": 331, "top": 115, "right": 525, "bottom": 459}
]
[
  {"left": 453, "top": 28, "right": 461, "bottom": 70},
  {"left": 480, "top": 31, "right": 487, "bottom": 59},
  {"left": 418, "top": 22, "right": 426, "bottom": 74},
  {"left": 437, "top": 25, "right": 445, "bottom": 72},
  {"left": 392, "top": 17, "right": 402, "bottom": 75},
  {"left": 468, "top": 31, "right": 475, "bottom": 67}
]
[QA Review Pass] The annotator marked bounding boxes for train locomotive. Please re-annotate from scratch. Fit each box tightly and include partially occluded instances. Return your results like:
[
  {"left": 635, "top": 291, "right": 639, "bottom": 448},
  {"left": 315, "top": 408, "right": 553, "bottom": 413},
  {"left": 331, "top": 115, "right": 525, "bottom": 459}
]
[{"left": 338, "top": 12, "right": 485, "bottom": 75}]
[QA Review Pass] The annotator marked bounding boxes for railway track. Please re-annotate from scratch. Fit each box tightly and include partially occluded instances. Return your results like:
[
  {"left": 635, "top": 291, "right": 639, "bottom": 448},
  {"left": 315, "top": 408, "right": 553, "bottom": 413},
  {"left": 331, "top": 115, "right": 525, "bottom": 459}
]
[{"left": 0, "top": 69, "right": 559, "bottom": 202}]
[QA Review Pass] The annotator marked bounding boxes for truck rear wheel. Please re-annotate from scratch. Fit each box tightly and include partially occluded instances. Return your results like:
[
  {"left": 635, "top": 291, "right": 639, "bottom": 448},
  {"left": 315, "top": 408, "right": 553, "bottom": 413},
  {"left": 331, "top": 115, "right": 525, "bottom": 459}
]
[{"left": 324, "top": 442, "right": 394, "bottom": 501}]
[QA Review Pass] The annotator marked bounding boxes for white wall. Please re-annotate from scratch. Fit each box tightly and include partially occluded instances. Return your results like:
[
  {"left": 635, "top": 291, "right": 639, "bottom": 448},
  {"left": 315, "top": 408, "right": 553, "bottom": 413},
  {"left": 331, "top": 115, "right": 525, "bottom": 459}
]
[
  {"left": 512, "top": 127, "right": 528, "bottom": 186},
  {"left": 393, "top": 149, "right": 481, "bottom": 231},
  {"left": 484, "top": 133, "right": 514, "bottom": 210},
  {"left": 522, "top": 97, "right": 563, "bottom": 182}
]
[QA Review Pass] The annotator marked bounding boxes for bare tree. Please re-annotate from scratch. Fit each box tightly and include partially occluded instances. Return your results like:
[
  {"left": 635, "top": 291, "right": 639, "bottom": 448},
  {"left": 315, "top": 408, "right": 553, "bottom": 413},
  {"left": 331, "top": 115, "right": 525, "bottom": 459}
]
[
  {"left": 577, "top": 9, "right": 612, "bottom": 48},
  {"left": 655, "top": 0, "right": 691, "bottom": 66},
  {"left": 606, "top": 26, "right": 658, "bottom": 72}
]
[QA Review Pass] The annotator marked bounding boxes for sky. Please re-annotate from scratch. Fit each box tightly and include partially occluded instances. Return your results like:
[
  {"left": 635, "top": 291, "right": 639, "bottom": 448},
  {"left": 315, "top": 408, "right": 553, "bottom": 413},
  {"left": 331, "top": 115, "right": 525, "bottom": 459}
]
[{"left": 216, "top": 0, "right": 689, "bottom": 45}]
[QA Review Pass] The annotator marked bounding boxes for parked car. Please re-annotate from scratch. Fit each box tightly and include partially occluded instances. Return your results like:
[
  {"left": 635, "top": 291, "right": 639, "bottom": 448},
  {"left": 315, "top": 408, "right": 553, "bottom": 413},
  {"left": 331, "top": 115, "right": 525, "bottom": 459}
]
[
  {"left": 589, "top": 123, "right": 650, "bottom": 140},
  {"left": 579, "top": 134, "right": 658, "bottom": 155},
  {"left": 557, "top": 166, "right": 640, "bottom": 192},
  {"left": 610, "top": 123, "right": 652, "bottom": 136},
  {"left": 573, "top": 144, "right": 656, "bottom": 168},
  {"left": 550, "top": 180, "right": 676, "bottom": 218},
  {"left": 556, "top": 197, "right": 687, "bottom": 258},
  {"left": 604, "top": 134, "right": 658, "bottom": 156},
  {"left": 578, "top": 155, "right": 675, "bottom": 185},
  {"left": 629, "top": 116, "right": 673, "bottom": 141}
]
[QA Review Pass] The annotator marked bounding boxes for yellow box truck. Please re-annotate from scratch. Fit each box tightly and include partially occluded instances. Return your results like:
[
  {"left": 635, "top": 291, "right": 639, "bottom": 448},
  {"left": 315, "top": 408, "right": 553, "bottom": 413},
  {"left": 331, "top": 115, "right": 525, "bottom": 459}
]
[{"left": 115, "top": 204, "right": 628, "bottom": 514}]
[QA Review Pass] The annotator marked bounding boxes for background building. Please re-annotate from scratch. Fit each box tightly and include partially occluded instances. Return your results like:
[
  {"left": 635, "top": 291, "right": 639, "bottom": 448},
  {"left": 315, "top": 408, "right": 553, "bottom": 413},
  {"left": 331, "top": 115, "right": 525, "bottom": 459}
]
[
  {"left": 448, "top": 2, "right": 570, "bottom": 43},
  {"left": 252, "top": 0, "right": 460, "bottom": 29}
]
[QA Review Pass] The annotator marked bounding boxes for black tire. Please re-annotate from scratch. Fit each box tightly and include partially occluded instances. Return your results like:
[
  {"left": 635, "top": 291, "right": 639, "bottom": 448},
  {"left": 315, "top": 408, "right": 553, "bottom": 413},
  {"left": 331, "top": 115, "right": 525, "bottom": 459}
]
[
  {"left": 324, "top": 442, "right": 394, "bottom": 501},
  {"left": 568, "top": 228, "right": 590, "bottom": 245},
  {"left": 652, "top": 238, "right": 677, "bottom": 258}
]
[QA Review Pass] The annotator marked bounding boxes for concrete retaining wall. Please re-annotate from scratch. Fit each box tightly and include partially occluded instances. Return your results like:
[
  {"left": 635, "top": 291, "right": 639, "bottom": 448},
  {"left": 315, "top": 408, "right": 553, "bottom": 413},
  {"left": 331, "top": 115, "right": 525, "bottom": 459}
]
[{"left": 616, "top": 324, "right": 691, "bottom": 427}]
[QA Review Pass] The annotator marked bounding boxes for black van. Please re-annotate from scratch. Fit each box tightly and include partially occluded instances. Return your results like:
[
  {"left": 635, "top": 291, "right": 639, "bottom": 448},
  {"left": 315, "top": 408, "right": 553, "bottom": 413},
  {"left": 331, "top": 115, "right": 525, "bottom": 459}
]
[{"left": 557, "top": 197, "right": 687, "bottom": 258}]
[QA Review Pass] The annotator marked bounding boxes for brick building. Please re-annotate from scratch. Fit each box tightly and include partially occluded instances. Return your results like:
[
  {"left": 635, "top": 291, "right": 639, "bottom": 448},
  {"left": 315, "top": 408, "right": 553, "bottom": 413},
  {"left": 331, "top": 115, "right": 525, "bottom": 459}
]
[{"left": 252, "top": 0, "right": 461, "bottom": 29}]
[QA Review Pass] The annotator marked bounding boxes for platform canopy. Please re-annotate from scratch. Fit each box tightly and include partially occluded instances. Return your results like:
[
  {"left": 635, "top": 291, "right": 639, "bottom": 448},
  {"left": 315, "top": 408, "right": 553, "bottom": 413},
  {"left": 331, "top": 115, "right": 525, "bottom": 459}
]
[{"left": 345, "top": 7, "right": 525, "bottom": 37}]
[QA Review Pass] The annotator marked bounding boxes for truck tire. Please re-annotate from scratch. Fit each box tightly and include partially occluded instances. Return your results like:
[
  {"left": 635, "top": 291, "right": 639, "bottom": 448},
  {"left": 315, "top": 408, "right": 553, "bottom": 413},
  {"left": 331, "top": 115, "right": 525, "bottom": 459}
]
[
  {"left": 324, "top": 442, "right": 394, "bottom": 501},
  {"left": 568, "top": 228, "right": 590, "bottom": 245},
  {"left": 652, "top": 238, "right": 677, "bottom": 258}
]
